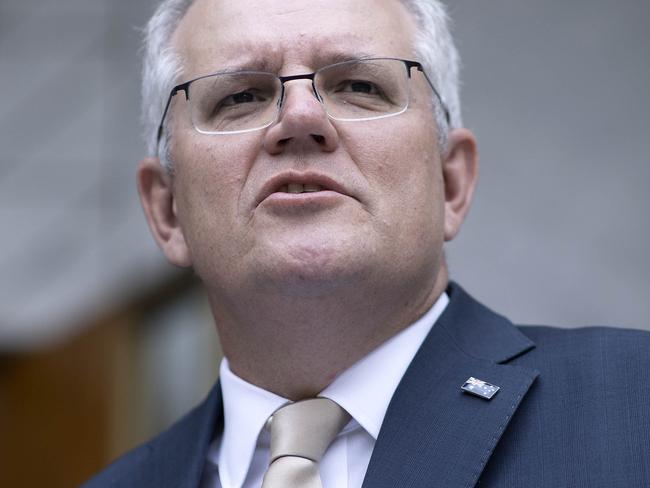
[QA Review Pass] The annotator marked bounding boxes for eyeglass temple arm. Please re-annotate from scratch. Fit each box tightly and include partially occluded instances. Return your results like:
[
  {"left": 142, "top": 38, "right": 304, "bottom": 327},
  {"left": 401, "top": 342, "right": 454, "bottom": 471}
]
[
  {"left": 405, "top": 60, "right": 451, "bottom": 125},
  {"left": 156, "top": 83, "right": 189, "bottom": 145}
]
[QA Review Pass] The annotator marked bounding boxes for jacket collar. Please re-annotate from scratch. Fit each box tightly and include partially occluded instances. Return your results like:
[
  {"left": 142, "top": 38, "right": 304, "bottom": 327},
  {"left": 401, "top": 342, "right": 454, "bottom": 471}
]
[
  {"left": 437, "top": 282, "right": 535, "bottom": 363},
  {"left": 361, "top": 282, "right": 539, "bottom": 488},
  {"left": 134, "top": 382, "right": 223, "bottom": 488}
]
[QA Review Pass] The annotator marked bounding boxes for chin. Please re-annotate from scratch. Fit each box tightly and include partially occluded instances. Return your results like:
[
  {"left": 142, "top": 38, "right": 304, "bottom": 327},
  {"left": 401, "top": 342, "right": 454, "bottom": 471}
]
[{"left": 254, "top": 238, "right": 373, "bottom": 297}]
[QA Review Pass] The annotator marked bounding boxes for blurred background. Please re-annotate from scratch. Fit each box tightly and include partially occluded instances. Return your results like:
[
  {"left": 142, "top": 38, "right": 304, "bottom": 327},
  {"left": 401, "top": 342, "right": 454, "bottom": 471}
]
[{"left": 0, "top": 0, "right": 648, "bottom": 486}]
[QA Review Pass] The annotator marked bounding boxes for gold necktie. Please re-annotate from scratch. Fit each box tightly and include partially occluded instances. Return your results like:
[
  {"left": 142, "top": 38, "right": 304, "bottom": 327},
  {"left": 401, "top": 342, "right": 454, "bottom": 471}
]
[{"left": 261, "top": 398, "right": 351, "bottom": 488}]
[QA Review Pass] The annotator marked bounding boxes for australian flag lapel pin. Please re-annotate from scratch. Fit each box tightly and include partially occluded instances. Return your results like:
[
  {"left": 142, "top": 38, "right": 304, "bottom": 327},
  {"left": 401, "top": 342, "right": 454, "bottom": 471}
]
[{"left": 461, "top": 377, "right": 500, "bottom": 400}]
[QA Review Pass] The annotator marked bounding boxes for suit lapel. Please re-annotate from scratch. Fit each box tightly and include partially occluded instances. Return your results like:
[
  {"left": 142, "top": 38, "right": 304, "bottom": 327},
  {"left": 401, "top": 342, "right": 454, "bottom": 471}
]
[
  {"left": 136, "top": 382, "right": 223, "bottom": 488},
  {"left": 362, "top": 283, "right": 539, "bottom": 488}
]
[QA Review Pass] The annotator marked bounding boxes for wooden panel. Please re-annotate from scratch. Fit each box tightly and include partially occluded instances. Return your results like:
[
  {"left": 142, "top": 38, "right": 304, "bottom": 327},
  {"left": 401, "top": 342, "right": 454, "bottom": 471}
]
[
  {"left": 0, "top": 316, "right": 129, "bottom": 488},
  {"left": 0, "top": 274, "right": 207, "bottom": 487}
]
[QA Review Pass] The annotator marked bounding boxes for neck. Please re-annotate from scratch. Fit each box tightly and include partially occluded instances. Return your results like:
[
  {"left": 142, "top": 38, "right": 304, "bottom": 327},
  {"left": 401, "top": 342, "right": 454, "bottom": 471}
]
[{"left": 209, "top": 266, "right": 449, "bottom": 400}]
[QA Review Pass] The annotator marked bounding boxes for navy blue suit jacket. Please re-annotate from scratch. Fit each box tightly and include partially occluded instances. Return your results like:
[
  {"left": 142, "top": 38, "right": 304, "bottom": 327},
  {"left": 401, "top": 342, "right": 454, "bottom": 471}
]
[{"left": 83, "top": 283, "right": 650, "bottom": 487}]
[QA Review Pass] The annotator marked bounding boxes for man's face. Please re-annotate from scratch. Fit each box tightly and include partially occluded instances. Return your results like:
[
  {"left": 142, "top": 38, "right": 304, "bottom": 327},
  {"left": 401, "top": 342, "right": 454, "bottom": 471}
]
[{"left": 164, "top": 0, "right": 454, "bottom": 300}]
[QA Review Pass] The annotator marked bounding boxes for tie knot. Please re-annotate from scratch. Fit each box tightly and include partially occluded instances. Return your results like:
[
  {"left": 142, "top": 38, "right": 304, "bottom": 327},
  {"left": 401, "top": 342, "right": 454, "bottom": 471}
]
[{"left": 267, "top": 397, "right": 350, "bottom": 463}]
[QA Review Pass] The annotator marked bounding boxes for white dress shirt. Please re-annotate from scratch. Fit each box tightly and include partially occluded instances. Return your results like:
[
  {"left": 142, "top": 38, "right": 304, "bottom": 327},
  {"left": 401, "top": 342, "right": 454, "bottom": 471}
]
[{"left": 201, "top": 292, "right": 449, "bottom": 488}]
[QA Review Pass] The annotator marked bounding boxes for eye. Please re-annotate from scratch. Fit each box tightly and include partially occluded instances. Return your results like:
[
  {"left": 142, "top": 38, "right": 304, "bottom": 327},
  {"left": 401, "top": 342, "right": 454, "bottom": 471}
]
[
  {"left": 221, "top": 89, "right": 266, "bottom": 106},
  {"left": 337, "top": 80, "right": 380, "bottom": 95}
]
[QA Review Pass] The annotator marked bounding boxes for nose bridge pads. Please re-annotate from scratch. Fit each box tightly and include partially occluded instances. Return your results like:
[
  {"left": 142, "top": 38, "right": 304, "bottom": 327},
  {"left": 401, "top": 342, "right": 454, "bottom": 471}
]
[
  {"left": 276, "top": 81, "right": 329, "bottom": 128},
  {"left": 312, "top": 82, "right": 323, "bottom": 103},
  {"left": 277, "top": 82, "right": 324, "bottom": 113}
]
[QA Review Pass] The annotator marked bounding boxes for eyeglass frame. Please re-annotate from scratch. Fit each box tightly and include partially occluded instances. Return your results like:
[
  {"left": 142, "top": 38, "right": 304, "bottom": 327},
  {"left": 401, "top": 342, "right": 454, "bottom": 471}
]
[{"left": 155, "top": 57, "right": 450, "bottom": 144}]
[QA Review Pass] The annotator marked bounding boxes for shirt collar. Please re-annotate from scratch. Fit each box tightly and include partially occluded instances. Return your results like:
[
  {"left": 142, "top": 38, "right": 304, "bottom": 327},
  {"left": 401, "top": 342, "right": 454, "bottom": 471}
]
[
  {"left": 320, "top": 292, "right": 448, "bottom": 439},
  {"left": 214, "top": 292, "right": 449, "bottom": 487},
  {"left": 217, "top": 359, "right": 288, "bottom": 488}
]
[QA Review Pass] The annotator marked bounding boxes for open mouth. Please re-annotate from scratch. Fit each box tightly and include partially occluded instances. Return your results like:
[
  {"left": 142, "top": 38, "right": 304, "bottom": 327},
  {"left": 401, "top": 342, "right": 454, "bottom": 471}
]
[
  {"left": 256, "top": 172, "right": 352, "bottom": 207},
  {"left": 278, "top": 183, "right": 325, "bottom": 194}
]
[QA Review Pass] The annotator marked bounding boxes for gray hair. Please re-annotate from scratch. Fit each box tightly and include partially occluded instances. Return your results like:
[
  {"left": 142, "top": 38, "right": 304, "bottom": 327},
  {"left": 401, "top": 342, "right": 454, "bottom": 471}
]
[{"left": 142, "top": 0, "right": 462, "bottom": 171}]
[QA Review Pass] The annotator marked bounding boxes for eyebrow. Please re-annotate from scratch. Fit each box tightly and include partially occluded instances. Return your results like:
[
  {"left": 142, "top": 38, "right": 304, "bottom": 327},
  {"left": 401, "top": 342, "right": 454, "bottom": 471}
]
[
  {"left": 208, "top": 49, "right": 379, "bottom": 76},
  {"left": 218, "top": 58, "right": 277, "bottom": 74},
  {"left": 314, "top": 50, "right": 377, "bottom": 66}
]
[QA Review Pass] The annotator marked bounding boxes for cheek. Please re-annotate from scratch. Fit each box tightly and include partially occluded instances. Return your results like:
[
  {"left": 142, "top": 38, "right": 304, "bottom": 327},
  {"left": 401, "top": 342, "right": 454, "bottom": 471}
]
[
  {"left": 346, "top": 121, "right": 441, "bottom": 204},
  {"left": 173, "top": 133, "right": 259, "bottom": 210},
  {"left": 347, "top": 121, "right": 444, "bottom": 250},
  {"left": 170, "top": 134, "right": 262, "bottom": 262}
]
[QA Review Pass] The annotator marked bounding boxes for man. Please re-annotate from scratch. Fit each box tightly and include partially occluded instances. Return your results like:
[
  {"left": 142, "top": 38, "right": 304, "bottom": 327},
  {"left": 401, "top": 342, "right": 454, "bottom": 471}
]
[{"left": 85, "top": 0, "right": 650, "bottom": 486}]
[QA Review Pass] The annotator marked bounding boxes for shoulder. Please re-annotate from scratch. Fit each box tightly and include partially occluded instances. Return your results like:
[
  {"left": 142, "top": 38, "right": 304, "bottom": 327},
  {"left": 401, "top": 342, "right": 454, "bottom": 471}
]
[
  {"left": 81, "top": 441, "right": 154, "bottom": 488},
  {"left": 515, "top": 324, "right": 650, "bottom": 370},
  {"left": 81, "top": 384, "right": 223, "bottom": 488},
  {"left": 518, "top": 324, "right": 650, "bottom": 362},
  {"left": 511, "top": 324, "right": 650, "bottom": 409},
  {"left": 479, "top": 325, "right": 650, "bottom": 485},
  {"left": 520, "top": 323, "right": 650, "bottom": 342}
]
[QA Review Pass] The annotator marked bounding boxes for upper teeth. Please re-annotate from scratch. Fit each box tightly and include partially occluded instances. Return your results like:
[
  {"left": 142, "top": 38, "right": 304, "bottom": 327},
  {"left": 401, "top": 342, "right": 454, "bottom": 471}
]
[{"left": 284, "top": 183, "right": 323, "bottom": 193}]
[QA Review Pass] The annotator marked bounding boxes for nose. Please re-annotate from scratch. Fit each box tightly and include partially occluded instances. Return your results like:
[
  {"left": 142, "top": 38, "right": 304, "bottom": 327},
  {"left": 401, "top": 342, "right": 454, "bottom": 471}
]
[{"left": 263, "top": 80, "right": 339, "bottom": 155}]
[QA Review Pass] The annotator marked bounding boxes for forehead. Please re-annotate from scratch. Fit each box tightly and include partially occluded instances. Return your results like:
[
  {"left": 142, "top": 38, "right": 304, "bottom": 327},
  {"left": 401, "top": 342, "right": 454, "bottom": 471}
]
[{"left": 173, "top": 0, "right": 418, "bottom": 77}]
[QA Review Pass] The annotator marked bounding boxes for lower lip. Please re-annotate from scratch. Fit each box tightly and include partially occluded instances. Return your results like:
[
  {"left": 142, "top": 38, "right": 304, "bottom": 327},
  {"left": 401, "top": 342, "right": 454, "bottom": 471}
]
[{"left": 259, "top": 190, "right": 347, "bottom": 211}]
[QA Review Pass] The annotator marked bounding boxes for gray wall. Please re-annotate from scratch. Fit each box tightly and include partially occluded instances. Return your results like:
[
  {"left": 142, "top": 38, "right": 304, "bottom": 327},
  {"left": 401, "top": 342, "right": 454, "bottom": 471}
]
[
  {"left": 0, "top": 0, "right": 648, "bottom": 348},
  {"left": 448, "top": 0, "right": 650, "bottom": 328}
]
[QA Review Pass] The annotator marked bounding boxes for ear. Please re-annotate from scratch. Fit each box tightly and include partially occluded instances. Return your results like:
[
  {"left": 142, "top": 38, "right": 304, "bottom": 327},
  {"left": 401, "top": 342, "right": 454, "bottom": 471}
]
[
  {"left": 442, "top": 128, "right": 479, "bottom": 241},
  {"left": 137, "top": 157, "right": 192, "bottom": 267}
]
